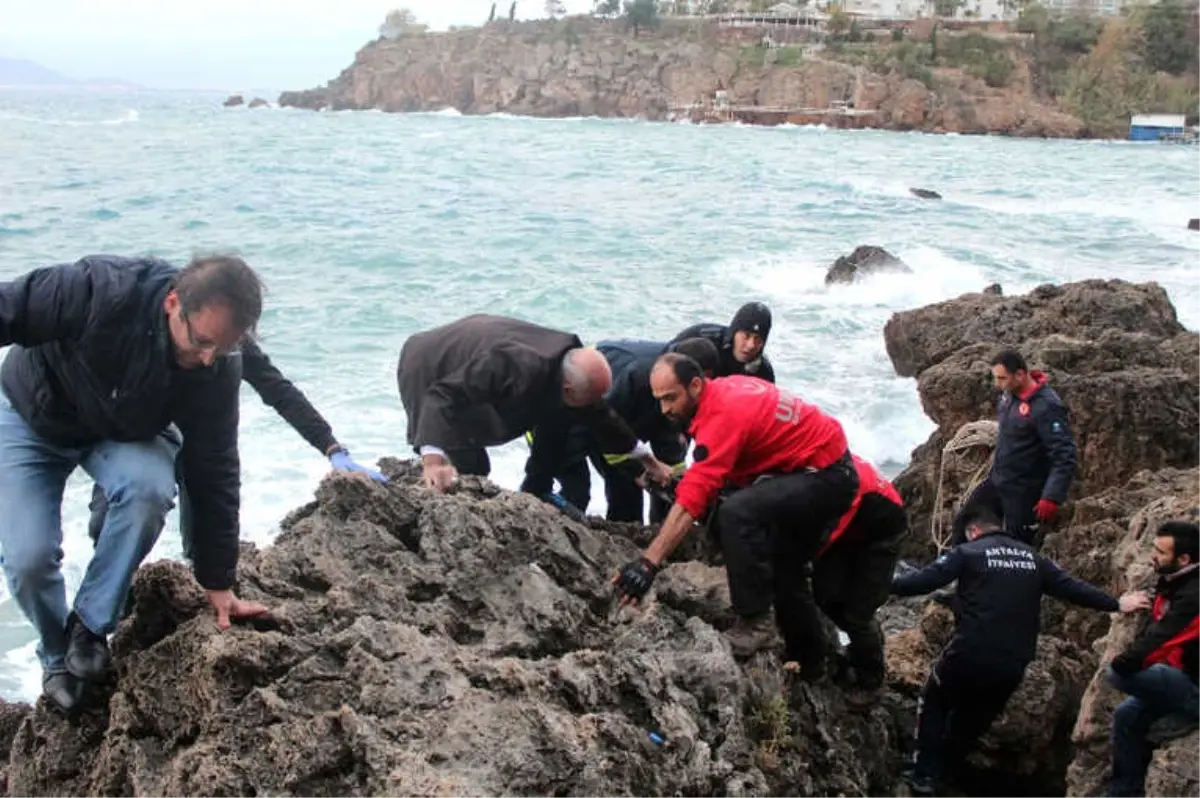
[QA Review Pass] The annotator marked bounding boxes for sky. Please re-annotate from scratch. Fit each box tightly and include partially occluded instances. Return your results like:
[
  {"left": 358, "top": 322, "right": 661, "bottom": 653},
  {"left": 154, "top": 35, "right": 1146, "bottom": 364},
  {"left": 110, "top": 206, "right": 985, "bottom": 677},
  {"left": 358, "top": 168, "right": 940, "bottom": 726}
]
[{"left": 1, "top": 0, "right": 595, "bottom": 91}]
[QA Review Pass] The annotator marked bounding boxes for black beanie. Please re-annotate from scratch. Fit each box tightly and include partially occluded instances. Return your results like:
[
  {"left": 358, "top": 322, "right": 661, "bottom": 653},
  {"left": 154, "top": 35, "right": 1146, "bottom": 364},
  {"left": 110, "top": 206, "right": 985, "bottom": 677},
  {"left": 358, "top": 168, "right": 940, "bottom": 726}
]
[{"left": 730, "top": 302, "right": 772, "bottom": 341}]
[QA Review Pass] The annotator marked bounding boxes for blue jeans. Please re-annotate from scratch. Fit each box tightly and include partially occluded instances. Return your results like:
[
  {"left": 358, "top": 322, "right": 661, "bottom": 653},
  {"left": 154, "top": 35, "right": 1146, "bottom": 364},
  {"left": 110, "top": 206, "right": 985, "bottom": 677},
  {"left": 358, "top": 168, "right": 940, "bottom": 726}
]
[
  {"left": 0, "top": 398, "right": 179, "bottom": 677},
  {"left": 1106, "top": 663, "right": 1200, "bottom": 796}
]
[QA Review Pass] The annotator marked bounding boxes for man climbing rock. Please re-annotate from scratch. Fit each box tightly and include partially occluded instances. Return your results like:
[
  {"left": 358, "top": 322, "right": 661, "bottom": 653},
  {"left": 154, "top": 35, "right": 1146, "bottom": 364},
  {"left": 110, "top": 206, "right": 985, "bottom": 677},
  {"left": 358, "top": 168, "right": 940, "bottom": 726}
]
[
  {"left": 950, "top": 348, "right": 1077, "bottom": 546},
  {"left": 892, "top": 507, "right": 1149, "bottom": 796},
  {"left": 88, "top": 336, "right": 385, "bottom": 560},
  {"left": 0, "top": 254, "right": 273, "bottom": 715},
  {"left": 671, "top": 301, "right": 776, "bottom": 383},
  {"left": 396, "top": 313, "right": 673, "bottom": 494},
  {"left": 611, "top": 353, "right": 858, "bottom": 674},
  {"left": 811, "top": 453, "right": 908, "bottom": 704},
  {"left": 1106, "top": 520, "right": 1199, "bottom": 797},
  {"left": 543, "top": 336, "right": 719, "bottom": 523}
]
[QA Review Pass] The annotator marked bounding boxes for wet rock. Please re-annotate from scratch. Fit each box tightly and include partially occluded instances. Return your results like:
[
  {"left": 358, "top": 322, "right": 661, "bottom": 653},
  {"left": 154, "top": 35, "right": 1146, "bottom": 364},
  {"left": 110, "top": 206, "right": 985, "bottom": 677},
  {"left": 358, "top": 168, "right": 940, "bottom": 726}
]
[
  {"left": 248, "top": 97, "right": 270, "bottom": 109},
  {"left": 1188, "top": 218, "right": 1198, "bottom": 231},
  {"left": 4, "top": 468, "right": 903, "bottom": 797},
  {"left": 910, "top": 187, "right": 942, "bottom": 200},
  {"left": 824, "top": 245, "right": 912, "bottom": 285},
  {"left": 223, "top": 94, "right": 244, "bottom": 107}
]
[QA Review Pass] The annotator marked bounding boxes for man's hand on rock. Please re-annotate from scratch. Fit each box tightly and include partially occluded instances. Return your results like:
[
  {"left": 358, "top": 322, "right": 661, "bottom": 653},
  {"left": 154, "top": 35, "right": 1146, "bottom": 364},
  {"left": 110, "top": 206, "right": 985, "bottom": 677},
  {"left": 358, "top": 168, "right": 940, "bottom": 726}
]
[
  {"left": 611, "top": 557, "right": 659, "bottom": 607},
  {"left": 1117, "top": 591, "right": 1151, "bottom": 614},
  {"left": 421, "top": 455, "right": 459, "bottom": 493},
  {"left": 205, "top": 589, "right": 272, "bottom": 631}
]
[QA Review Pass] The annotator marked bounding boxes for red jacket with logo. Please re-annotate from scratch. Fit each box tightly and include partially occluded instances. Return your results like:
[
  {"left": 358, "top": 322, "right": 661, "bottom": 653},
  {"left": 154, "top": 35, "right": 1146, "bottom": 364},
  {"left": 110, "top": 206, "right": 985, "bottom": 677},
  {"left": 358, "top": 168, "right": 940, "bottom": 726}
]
[
  {"left": 1111, "top": 564, "right": 1199, "bottom": 683},
  {"left": 818, "top": 454, "right": 903, "bottom": 557},
  {"left": 674, "top": 376, "right": 847, "bottom": 519}
]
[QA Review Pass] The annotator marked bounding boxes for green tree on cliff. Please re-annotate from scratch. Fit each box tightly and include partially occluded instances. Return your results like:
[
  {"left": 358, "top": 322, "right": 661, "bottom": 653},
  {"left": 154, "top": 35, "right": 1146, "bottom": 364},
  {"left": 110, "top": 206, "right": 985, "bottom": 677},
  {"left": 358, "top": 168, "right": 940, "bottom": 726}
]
[
  {"left": 379, "top": 7, "right": 426, "bottom": 38},
  {"left": 1129, "top": 0, "right": 1194, "bottom": 75},
  {"left": 624, "top": 0, "right": 661, "bottom": 34},
  {"left": 594, "top": 0, "right": 623, "bottom": 15}
]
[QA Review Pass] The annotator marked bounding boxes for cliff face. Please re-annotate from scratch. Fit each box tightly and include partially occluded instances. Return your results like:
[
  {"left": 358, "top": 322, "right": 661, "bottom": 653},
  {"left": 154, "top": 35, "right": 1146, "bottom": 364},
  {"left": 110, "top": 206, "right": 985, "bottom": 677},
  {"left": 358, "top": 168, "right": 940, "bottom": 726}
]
[{"left": 277, "top": 18, "right": 1084, "bottom": 137}]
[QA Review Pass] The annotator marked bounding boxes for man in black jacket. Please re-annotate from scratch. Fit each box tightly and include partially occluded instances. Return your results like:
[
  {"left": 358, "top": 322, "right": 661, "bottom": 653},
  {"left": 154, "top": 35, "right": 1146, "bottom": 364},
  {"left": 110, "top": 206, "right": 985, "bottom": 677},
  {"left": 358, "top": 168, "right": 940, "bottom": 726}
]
[
  {"left": 951, "top": 348, "right": 1078, "bottom": 546},
  {"left": 86, "top": 336, "right": 385, "bottom": 559},
  {"left": 892, "top": 507, "right": 1148, "bottom": 795},
  {"left": 397, "top": 314, "right": 674, "bottom": 493},
  {"left": 670, "top": 301, "right": 776, "bottom": 383},
  {"left": 1106, "top": 520, "right": 1199, "bottom": 797},
  {"left": 0, "top": 254, "right": 272, "bottom": 714},
  {"left": 543, "top": 336, "right": 719, "bottom": 523}
]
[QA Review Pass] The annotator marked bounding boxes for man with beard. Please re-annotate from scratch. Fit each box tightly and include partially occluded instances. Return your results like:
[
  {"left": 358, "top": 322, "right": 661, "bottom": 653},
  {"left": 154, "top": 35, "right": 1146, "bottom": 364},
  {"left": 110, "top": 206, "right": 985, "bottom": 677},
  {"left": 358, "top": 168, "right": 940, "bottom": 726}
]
[
  {"left": 528, "top": 336, "right": 719, "bottom": 523},
  {"left": 1106, "top": 520, "right": 1199, "bottom": 797},
  {"left": 950, "top": 348, "right": 1077, "bottom": 546},
  {"left": 671, "top": 301, "right": 776, "bottom": 383},
  {"left": 611, "top": 352, "right": 858, "bottom": 672}
]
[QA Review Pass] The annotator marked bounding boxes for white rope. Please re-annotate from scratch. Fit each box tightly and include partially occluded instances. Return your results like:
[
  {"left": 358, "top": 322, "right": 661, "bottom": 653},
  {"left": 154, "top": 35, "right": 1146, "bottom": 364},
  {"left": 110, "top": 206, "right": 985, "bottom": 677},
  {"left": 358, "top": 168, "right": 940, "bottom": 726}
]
[{"left": 930, "top": 420, "right": 1000, "bottom": 553}]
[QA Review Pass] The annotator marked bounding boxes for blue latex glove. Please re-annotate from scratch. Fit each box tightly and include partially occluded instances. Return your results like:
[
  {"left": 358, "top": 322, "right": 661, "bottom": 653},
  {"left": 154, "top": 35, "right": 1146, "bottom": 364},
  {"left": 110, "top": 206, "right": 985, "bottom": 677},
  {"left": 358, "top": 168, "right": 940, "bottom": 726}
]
[
  {"left": 330, "top": 450, "right": 388, "bottom": 483},
  {"left": 542, "top": 492, "right": 586, "bottom": 522}
]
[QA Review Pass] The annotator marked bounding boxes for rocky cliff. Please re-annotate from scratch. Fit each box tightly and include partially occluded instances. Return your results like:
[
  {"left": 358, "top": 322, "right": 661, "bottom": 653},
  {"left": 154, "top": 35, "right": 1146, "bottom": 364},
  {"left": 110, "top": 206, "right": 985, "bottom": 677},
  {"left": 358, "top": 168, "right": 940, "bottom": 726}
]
[
  {"left": 1, "top": 279, "right": 1196, "bottom": 797},
  {"left": 277, "top": 17, "right": 1084, "bottom": 137},
  {"left": 883, "top": 277, "right": 1199, "bottom": 795}
]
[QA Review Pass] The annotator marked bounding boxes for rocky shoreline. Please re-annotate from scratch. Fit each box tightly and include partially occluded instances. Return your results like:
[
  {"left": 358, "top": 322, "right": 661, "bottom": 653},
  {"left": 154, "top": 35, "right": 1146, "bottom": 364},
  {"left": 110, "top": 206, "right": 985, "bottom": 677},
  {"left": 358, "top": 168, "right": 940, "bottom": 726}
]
[
  {"left": 0, "top": 278, "right": 1196, "bottom": 796},
  {"left": 273, "top": 17, "right": 1089, "bottom": 139}
]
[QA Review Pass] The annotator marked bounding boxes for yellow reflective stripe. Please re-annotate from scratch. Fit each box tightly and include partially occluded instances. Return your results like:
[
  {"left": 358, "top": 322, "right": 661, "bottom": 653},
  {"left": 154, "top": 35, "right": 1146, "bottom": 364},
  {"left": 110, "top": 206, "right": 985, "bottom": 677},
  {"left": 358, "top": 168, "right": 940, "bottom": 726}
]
[
  {"left": 670, "top": 462, "right": 687, "bottom": 476},
  {"left": 604, "top": 453, "right": 633, "bottom": 465},
  {"left": 524, "top": 431, "right": 534, "bottom": 447}
]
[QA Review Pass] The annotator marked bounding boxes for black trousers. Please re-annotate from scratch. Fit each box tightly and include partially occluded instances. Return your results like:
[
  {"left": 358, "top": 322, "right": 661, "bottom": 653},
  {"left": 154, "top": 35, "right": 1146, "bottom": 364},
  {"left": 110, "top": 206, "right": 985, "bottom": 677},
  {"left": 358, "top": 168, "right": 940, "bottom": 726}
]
[
  {"left": 913, "top": 652, "right": 1025, "bottom": 781},
  {"left": 950, "top": 476, "right": 1041, "bottom": 547},
  {"left": 813, "top": 493, "right": 907, "bottom": 688},
  {"left": 714, "top": 452, "right": 858, "bottom": 663},
  {"left": 589, "top": 433, "right": 688, "bottom": 524}
]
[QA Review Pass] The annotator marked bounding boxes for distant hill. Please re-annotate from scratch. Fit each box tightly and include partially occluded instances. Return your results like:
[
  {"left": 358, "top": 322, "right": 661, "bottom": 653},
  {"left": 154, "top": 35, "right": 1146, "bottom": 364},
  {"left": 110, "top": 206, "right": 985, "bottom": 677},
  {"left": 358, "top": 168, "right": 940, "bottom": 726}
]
[
  {"left": 0, "top": 57, "right": 73, "bottom": 85},
  {"left": 0, "top": 56, "right": 140, "bottom": 88}
]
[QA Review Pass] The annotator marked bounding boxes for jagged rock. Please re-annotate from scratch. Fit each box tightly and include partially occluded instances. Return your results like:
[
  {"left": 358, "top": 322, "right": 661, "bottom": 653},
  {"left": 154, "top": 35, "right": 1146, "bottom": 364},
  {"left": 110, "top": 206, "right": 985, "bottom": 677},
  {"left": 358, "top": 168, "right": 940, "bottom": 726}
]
[
  {"left": 885, "top": 280, "right": 1198, "bottom": 561},
  {"left": 883, "top": 280, "right": 1185, "bottom": 380},
  {"left": 1188, "top": 218, "right": 1199, "bottom": 231},
  {"left": 223, "top": 94, "right": 244, "bottom": 107},
  {"left": 1145, "top": 732, "right": 1200, "bottom": 796},
  {"left": 4, "top": 467, "right": 904, "bottom": 797},
  {"left": 248, "top": 97, "right": 270, "bottom": 109},
  {"left": 909, "top": 188, "right": 942, "bottom": 200},
  {"left": 983, "top": 283, "right": 1003, "bottom": 296},
  {"left": 1063, "top": 470, "right": 1199, "bottom": 797},
  {"left": 824, "top": 245, "right": 912, "bottom": 285}
]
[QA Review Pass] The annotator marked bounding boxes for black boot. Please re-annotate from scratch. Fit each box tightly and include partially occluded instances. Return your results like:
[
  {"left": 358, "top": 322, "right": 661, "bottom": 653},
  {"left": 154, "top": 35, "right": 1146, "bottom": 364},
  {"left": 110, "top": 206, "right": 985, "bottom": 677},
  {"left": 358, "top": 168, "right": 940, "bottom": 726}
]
[
  {"left": 65, "top": 612, "right": 111, "bottom": 681},
  {"left": 42, "top": 672, "right": 85, "bottom": 716}
]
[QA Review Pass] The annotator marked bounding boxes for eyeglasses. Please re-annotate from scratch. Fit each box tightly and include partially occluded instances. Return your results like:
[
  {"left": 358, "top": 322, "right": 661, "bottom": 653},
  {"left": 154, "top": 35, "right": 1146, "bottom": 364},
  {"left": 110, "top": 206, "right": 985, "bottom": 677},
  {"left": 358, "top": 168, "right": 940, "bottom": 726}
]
[{"left": 181, "top": 311, "right": 241, "bottom": 356}]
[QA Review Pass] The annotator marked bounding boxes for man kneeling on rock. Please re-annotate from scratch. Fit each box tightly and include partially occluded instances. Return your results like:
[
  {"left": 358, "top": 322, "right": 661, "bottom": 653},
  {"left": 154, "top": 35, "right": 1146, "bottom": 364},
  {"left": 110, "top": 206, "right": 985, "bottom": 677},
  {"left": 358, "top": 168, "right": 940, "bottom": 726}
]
[
  {"left": 811, "top": 453, "right": 908, "bottom": 704},
  {"left": 892, "top": 507, "right": 1149, "bottom": 796},
  {"left": 1106, "top": 520, "right": 1199, "bottom": 798},
  {"left": 611, "top": 353, "right": 858, "bottom": 673},
  {"left": 0, "top": 254, "right": 272, "bottom": 715}
]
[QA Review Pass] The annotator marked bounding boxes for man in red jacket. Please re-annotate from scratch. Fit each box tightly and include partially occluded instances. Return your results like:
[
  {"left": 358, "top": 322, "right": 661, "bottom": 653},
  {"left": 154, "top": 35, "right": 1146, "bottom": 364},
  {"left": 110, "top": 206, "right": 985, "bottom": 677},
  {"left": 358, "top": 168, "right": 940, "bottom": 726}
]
[
  {"left": 611, "top": 353, "right": 859, "bottom": 672},
  {"left": 1106, "top": 520, "right": 1199, "bottom": 797},
  {"left": 812, "top": 454, "right": 908, "bottom": 701}
]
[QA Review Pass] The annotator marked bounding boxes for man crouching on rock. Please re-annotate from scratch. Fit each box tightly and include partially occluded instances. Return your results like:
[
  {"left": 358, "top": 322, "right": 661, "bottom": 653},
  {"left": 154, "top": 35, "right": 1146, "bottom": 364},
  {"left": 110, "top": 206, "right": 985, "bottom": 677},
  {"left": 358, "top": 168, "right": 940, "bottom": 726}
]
[
  {"left": 611, "top": 353, "right": 859, "bottom": 675},
  {"left": 0, "top": 254, "right": 272, "bottom": 716}
]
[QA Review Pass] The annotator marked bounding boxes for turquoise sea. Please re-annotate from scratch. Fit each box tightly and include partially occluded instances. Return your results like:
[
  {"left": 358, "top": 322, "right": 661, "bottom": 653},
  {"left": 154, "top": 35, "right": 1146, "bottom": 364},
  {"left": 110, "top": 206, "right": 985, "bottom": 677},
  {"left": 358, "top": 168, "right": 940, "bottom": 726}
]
[{"left": 1, "top": 87, "right": 1197, "bottom": 700}]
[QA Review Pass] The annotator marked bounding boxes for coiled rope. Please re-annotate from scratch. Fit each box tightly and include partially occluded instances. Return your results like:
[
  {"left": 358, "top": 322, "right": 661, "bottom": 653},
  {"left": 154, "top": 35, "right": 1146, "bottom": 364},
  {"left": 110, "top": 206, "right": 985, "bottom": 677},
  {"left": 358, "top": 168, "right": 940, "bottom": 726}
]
[{"left": 930, "top": 420, "right": 999, "bottom": 553}]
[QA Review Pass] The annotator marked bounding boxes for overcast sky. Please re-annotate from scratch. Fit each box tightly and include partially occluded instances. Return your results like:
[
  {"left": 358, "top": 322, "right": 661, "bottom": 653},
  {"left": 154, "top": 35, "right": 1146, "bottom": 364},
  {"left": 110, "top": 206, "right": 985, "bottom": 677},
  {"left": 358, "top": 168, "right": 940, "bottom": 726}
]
[{"left": 1, "top": 0, "right": 595, "bottom": 91}]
